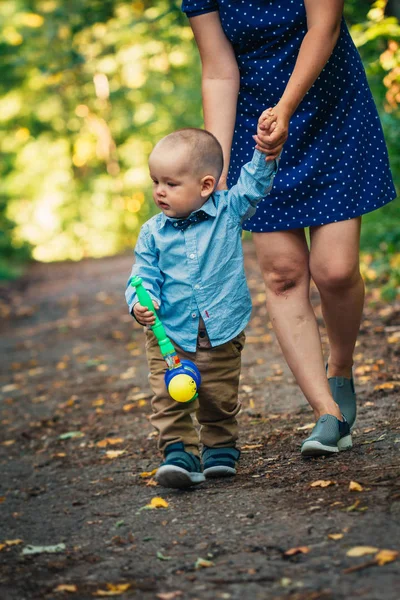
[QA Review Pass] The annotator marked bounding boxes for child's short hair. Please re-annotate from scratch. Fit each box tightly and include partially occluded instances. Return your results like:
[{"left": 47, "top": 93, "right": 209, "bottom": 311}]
[{"left": 155, "top": 128, "right": 224, "bottom": 181}]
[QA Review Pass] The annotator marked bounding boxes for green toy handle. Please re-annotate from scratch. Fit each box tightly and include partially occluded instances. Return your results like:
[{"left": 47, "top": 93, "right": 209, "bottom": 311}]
[{"left": 130, "top": 276, "right": 179, "bottom": 365}]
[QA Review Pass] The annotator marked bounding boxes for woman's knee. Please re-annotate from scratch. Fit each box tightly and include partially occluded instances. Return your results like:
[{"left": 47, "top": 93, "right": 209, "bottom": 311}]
[
  {"left": 261, "top": 259, "right": 309, "bottom": 295},
  {"left": 311, "top": 259, "right": 361, "bottom": 292}
]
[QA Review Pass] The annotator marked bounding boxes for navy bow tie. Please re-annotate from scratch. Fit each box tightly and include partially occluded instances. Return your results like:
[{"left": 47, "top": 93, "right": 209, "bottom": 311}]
[{"left": 172, "top": 210, "right": 209, "bottom": 231}]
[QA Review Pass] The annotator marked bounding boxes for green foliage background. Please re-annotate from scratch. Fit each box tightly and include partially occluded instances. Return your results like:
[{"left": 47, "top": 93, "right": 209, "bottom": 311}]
[{"left": 0, "top": 0, "right": 399, "bottom": 291}]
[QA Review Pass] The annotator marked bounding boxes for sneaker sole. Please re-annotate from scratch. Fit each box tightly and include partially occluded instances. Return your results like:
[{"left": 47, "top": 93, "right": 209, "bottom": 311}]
[
  {"left": 301, "top": 434, "right": 353, "bottom": 457},
  {"left": 203, "top": 466, "right": 236, "bottom": 478},
  {"left": 155, "top": 465, "right": 205, "bottom": 489}
]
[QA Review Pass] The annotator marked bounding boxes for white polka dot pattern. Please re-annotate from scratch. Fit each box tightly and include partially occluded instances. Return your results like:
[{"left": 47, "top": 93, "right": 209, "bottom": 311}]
[{"left": 182, "top": 0, "right": 396, "bottom": 232}]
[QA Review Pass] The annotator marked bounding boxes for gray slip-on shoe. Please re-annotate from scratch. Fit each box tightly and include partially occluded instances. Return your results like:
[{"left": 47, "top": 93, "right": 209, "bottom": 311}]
[
  {"left": 328, "top": 374, "right": 357, "bottom": 429},
  {"left": 301, "top": 414, "right": 352, "bottom": 458}
]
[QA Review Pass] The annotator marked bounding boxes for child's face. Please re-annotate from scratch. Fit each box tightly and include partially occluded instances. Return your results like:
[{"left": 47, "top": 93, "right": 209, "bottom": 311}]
[{"left": 149, "top": 146, "right": 214, "bottom": 219}]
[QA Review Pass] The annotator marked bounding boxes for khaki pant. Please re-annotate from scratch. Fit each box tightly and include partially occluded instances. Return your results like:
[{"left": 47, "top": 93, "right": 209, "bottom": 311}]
[{"left": 145, "top": 328, "right": 245, "bottom": 456}]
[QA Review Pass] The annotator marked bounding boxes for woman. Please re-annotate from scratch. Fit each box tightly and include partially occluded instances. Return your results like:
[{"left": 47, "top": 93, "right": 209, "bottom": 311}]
[{"left": 181, "top": 0, "right": 396, "bottom": 456}]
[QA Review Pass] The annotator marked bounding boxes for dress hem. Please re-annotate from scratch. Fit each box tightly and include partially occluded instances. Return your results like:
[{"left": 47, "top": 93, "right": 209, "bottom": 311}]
[{"left": 242, "top": 194, "right": 397, "bottom": 233}]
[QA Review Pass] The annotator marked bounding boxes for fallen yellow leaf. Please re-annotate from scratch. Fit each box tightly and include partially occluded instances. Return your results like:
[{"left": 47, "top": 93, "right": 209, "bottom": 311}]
[
  {"left": 105, "top": 450, "right": 126, "bottom": 459},
  {"left": 284, "top": 546, "right": 310, "bottom": 556},
  {"left": 374, "top": 382, "right": 400, "bottom": 391},
  {"left": 54, "top": 584, "right": 78, "bottom": 593},
  {"left": 297, "top": 423, "right": 315, "bottom": 431},
  {"left": 0, "top": 544, "right": 6, "bottom": 551},
  {"left": 146, "top": 478, "right": 158, "bottom": 486},
  {"left": 92, "top": 398, "right": 105, "bottom": 407},
  {"left": 349, "top": 481, "right": 363, "bottom": 492},
  {"left": 97, "top": 438, "right": 124, "bottom": 448},
  {"left": 346, "top": 546, "right": 379, "bottom": 557},
  {"left": 140, "top": 469, "right": 158, "bottom": 478},
  {"left": 375, "top": 549, "right": 399, "bottom": 566},
  {"left": 123, "top": 403, "right": 135, "bottom": 412},
  {"left": 94, "top": 583, "right": 131, "bottom": 596},
  {"left": 310, "top": 480, "right": 336, "bottom": 488},
  {"left": 328, "top": 533, "right": 344, "bottom": 541},
  {"left": 5, "top": 539, "right": 23, "bottom": 546},
  {"left": 0, "top": 497, "right": 5, "bottom": 503},
  {"left": 149, "top": 497, "right": 169, "bottom": 509}
]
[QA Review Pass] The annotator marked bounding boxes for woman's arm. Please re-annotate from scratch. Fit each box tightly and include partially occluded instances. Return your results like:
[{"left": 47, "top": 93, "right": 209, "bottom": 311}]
[
  {"left": 255, "top": 0, "right": 344, "bottom": 159},
  {"left": 189, "top": 13, "right": 240, "bottom": 188}
]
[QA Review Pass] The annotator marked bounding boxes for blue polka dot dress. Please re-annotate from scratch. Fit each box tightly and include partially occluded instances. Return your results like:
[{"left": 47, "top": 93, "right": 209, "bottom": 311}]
[{"left": 182, "top": 0, "right": 397, "bottom": 232}]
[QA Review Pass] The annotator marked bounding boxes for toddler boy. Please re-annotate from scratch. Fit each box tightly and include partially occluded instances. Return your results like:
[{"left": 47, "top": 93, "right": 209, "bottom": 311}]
[{"left": 126, "top": 127, "right": 278, "bottom": 489}]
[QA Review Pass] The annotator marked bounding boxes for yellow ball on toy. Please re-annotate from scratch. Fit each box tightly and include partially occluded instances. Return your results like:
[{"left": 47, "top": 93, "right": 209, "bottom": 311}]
[{"left": 168, "top": 373, "right": 198, "bottom": 403}]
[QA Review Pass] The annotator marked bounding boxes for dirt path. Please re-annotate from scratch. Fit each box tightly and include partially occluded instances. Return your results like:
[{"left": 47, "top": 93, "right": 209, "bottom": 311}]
[{"left": 0, "top": 244, "right": 399, "bottom": 600}]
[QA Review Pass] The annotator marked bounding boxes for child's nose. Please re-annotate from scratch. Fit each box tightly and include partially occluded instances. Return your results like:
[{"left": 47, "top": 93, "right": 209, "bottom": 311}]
[{"left": 156, "top": 184, "right": 166, "bottom": 197}]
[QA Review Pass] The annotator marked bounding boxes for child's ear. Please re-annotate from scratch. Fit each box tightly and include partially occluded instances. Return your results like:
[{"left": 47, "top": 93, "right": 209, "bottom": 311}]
[{"left": 200, "top": 175, "right": 216, "bottom": 197}]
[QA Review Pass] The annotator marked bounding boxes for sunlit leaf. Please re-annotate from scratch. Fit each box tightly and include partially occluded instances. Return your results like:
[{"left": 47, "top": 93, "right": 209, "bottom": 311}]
[
  {"left": 328, "top": 533, "right": 344, "bottom": 540},
  {"left": 194, "top": 557, "right": 214, "bottom": 569},
  {"left": 284, "top": 546, "right": 310, "bottom": 556},
  {"left": 105, "top": 450, "right": 126, "bottom": 459},
  {"left": 375, "top": 549, "right": 399, "bottom": 565},
  {"left": 346, "top": 546, "right": 379, "bottom": 557},
  {"left": 140, "top": 469, "right": 157, "bottom": 478},
  {"left": 310, "top": 480, "right": 336, "bottom": 488},
  {"left": 54, "top": 584, "right": 78, "bottom": 593},
  {"left": 349, "top": 481, "right": 364, "bottom": 492}
]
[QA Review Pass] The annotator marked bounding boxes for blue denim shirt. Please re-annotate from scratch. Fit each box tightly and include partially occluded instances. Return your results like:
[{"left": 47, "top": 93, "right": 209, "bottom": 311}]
[{"left": 126, "top": 150, "right": 279, "bottom": 352}]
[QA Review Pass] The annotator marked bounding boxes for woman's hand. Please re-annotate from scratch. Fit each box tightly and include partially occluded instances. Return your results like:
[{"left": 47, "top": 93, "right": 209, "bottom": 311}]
[
  {"left": 253, "top": 104, "right": 290, "bottom": 161},
  {"left": 133, "top": 300, "right": 159, "bottom": 326}
]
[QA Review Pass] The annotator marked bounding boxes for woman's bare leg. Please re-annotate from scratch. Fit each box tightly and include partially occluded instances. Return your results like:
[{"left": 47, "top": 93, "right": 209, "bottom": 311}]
[
  {"left": 253, "top": 229, "right": 341, "bottom": 420},
  {"left": 309, "top": 218, "right": 364, "bottom": 379}
]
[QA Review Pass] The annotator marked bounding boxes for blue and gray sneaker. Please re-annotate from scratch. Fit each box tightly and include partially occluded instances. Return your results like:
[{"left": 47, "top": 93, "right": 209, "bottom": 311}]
[
  {"left": 155, "top": 442, "right": 205, "bottom": 489},
  {"left": 301, "top": 414, "right": 352, "bottom": 457},
  {"left": 202, "top": 446, "right": 241, "bottom": 478},
  {"left": 328, "top": 374, "right": 357, "bottom": 429}
]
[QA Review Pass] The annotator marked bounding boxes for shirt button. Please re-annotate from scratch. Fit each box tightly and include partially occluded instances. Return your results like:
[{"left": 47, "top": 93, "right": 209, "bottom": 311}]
[
  {"left": 194, "top": 284, "right": 200, "bottom": 290},
  {"left": 189, "top": 253, "right": 195, "bottom": 259},
  {"left": 191, "top": 313, "right": 197, "bottom": 318}
]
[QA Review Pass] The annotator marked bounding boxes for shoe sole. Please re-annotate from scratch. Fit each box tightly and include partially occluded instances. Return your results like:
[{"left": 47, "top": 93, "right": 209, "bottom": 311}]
[
  {"left": 155, "top": 465, "right": 205, "bottom": 489},
  {"left": 301, "top": 434, "right": 353, "bottom": 458},
  {"left": 203, "top": 466, "right": 236, "bottom": 478}
]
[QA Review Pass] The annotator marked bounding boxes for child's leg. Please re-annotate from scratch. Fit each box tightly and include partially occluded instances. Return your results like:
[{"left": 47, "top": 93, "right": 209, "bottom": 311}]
[
  {"left": 145, "top": 331, "right": 199, "bottom": 455},
  {"left": 195, "top": 331, "right": 245, "bottom": 449}
]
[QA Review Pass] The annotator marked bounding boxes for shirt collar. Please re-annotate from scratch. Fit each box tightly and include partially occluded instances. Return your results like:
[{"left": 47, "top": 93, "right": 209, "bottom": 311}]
[{"left": 158, "top": 194, "right": 217, "bottom": 230}]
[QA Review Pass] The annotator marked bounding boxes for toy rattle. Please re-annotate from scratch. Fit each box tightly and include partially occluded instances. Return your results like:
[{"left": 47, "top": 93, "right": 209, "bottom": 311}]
[{"left": 130, "top": 276, "right": 201, "bottom": 403}]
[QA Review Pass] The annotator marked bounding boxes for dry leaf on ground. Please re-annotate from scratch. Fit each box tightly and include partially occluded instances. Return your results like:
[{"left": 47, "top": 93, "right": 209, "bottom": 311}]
[
  {"left": 328, "top": 533, "right": 344, "bottom": 540},
  {"left": 156, "top": 592, "right": 183, "bottom": 600},
  {"left": 105, "top": 450, "right": 126, "bottom": 459},
  {"left": 346, "top": 546, "right": 379, "bottom": 557},
  {"left": 284, "top": 546, "right": 310, "bottom": 556},
  {"left": 194, "top": 557, "right": 214, "bottom": 569},
  {"left": 140, "top": 469, "right": 158, "bottom": 478},
  {"left": 349, "top": 481, "right": 363, "bottom": 492},
  {"left": 310, "top": 480, "right": 336, "bottom": 488},
  {"left": 97, "top": 438, "right": 124, "bottom": 448},
  {"left": 149, "top": 497, "right": 169, "bottom": 509},
  {"left": 375, "top": 549, "right": 399, "bottom": 565},
  {"left": 94, "top": 583, "right": 131, "bottom": 596},
  {"left": 54, "top": 584, "right": 78, "bottom": 593}
]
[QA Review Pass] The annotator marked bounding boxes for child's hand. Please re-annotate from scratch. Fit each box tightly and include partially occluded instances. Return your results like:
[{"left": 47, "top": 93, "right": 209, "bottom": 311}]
[
  {"left": 133, "top": 300, "right": 159, "bottom": 326},
  {"left": 253, "top": 105, "right": 289, "bottom": 162}
]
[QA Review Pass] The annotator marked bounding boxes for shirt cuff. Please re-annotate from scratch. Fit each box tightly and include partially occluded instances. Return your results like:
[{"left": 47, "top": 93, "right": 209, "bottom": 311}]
[{"left": 251, "top": 149, "right": 280, "bottom": 175}]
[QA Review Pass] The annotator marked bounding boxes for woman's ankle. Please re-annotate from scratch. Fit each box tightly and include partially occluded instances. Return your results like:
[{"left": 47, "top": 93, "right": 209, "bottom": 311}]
[{"left": 327, "top": 358, "right": 353, "bottom": 379}]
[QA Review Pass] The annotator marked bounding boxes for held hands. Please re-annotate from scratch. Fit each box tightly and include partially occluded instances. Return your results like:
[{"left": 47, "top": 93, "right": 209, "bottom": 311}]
[
  {"left": 133, "top": 300, "right": 159, "bottom": 326},
  {"left": 253, "top": 104, "right": 290, "bottom": 161}
]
